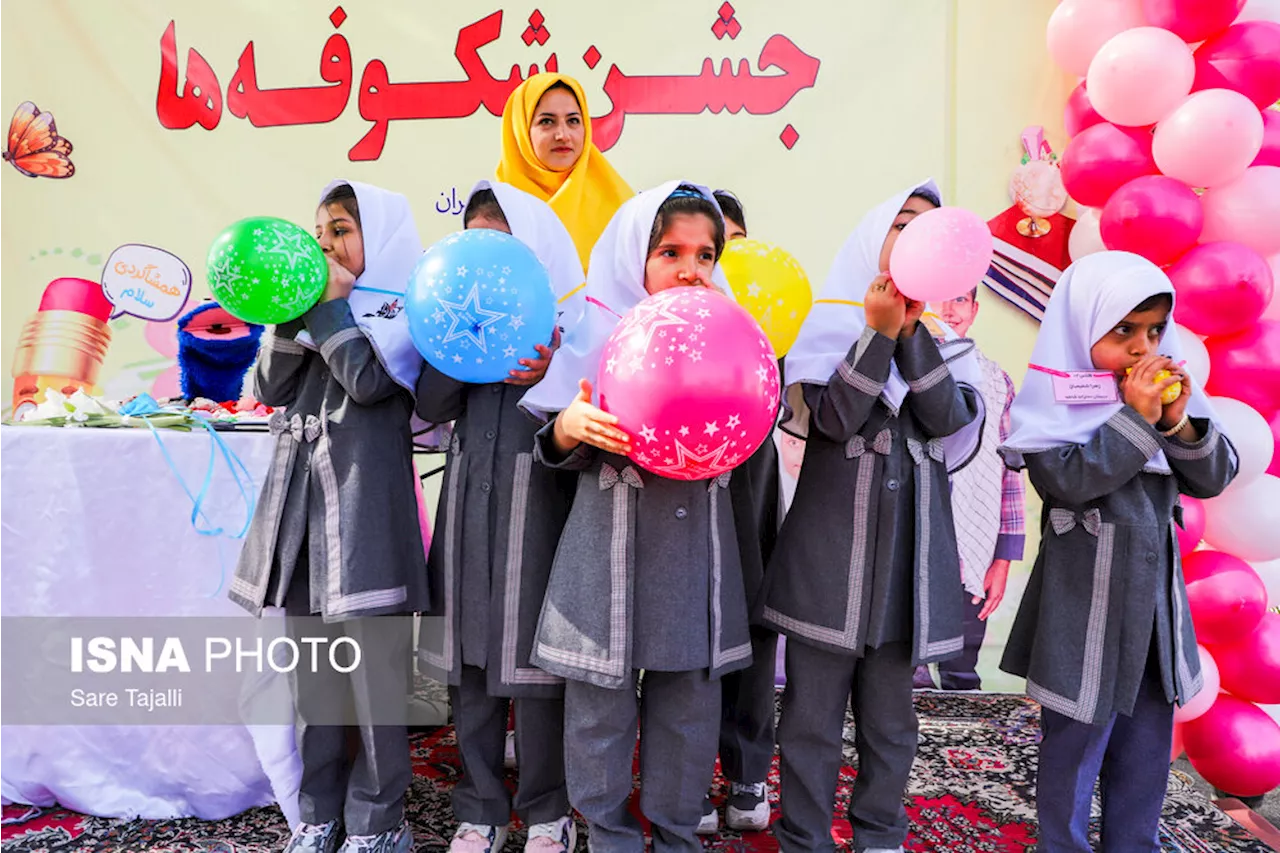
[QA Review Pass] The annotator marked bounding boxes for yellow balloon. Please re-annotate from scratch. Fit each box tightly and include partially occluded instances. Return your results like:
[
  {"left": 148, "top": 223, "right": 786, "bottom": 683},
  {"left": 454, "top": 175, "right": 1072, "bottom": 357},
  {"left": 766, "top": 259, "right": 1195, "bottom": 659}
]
[{"left": 719, "top": 238, "right": 813, "bottom": 356}]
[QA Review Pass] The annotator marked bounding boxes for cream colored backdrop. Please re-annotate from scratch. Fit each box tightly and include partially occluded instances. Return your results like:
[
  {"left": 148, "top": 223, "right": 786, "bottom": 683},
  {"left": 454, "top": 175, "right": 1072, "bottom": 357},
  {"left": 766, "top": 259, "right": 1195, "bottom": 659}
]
[{"left": 2, "top": 0, "right": 1070, "bottom": 690}]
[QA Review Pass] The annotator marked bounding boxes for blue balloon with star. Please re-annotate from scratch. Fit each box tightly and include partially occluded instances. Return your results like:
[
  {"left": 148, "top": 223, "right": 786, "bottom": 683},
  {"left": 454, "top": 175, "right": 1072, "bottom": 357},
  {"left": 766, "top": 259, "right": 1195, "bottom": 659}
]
[{"left": 406, "top": 229, "right": 556, "bottom": 384}]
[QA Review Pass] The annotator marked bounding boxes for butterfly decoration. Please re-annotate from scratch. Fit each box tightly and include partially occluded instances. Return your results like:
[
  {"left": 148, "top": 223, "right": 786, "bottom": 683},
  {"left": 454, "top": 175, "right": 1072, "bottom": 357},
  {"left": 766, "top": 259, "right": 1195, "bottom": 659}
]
[{"left": 2, "top": 101, "right": 74, "bottom": 179}]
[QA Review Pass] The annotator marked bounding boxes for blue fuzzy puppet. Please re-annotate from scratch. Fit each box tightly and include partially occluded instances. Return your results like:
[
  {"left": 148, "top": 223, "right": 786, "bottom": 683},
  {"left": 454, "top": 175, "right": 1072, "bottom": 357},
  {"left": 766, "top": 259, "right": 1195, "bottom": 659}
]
[{"left": 177, "top": 301, "right": 264, "bottom": 402}]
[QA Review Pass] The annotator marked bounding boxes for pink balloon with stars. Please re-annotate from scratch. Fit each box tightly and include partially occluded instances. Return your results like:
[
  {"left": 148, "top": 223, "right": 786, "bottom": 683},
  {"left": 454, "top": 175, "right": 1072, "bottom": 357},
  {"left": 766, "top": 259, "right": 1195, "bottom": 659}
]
[{"left": 597, "top": 287, "right": 781, "bottom": 481}]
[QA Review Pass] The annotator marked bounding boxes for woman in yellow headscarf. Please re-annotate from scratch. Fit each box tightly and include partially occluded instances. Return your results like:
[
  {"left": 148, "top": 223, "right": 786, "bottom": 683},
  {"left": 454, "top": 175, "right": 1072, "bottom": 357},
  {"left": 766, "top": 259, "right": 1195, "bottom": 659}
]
[{"left": 497, "top": 73, "right": 633, "bottom": 271}]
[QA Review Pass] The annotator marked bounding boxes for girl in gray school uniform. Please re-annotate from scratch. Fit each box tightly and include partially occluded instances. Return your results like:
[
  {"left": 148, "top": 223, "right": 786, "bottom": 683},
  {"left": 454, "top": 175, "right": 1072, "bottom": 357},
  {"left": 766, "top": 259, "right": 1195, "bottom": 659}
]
[
  {"left": 230, "top": 180, "right": 431, "bottom": 853},
  {"left": 519, "top": 181, "right": 754, "bottom": 853},
  {"left": 998, "top": 251, "right": 1237, "bottom": 853},
  {"left": 414, "top": 180, "right": 585, "bottom": 853},
  {"left": 761, "top": 179, "right": 984, "bottom": 853}
]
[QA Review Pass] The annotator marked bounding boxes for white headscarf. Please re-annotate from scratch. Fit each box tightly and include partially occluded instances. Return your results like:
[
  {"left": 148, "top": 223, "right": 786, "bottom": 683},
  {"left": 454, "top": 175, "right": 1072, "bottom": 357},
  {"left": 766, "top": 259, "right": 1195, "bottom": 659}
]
[
  {"left": 780, "top": 179, "right": 984, "bottom": 469},
  {"left": 466, "top": 179, "right": 586, "bottom": 315},
  {"left": 297, "top": 180, "right": 424, "bottom": 391},
  {"left": 519, "top": 180, "right": 732, "bottom": 422},
  {"left": 1001, "top": 251, "right": 1227, "bottom": 474}
]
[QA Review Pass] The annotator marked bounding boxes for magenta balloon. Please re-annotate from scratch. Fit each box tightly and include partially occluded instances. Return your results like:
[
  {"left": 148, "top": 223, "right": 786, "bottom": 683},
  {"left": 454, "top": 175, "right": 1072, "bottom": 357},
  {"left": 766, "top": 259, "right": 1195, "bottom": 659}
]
[
  {"left": 1064, "top": 81, "right": 1107, "bottom": 139},
  {"left": 1183, "top": 693, "right": 1280, "bottom": 797},
  {"left": 1169, "top": 242, "right": 1274, "bottom": 336},
  {"left": 1099, "top": 176, "right": 1204, "bottom": 266},
  {"left": 1204, "top": 320, "right": 1280, "bottom": 417},
  {"left": 1193, "top": 21, "right": 1280, "bottom": 108},
  {"left": 1253, "top": 108, "right": 1280, "bottom": 167},
  {"left": 1142, "top": 0, "right": 1245, "bottom": 42},
  {"left": 597, "top": 287, "right": 780, "bottom": 482},
  {"left": 1182, "top": 549, "right": 1268, "bottom": 645},
  {"left": 1211, "top": 612, "right": 1280, "bottom": 705},
  {"left": 1177, "top": 495, "right": 1206, "bottom": 558},
  {"left": 1061, "top": 122, "right": 1159, "bottom": 208}
]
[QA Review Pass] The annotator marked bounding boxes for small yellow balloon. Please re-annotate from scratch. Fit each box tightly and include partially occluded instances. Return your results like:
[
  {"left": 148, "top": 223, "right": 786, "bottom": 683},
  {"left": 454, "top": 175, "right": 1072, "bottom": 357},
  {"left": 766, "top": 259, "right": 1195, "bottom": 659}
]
[
  {"left": 719, "top": 239, "right": 813, "bottom": 357},
  {"left": 1127, "top": 367, "right": 1182, "bottom": 405}
]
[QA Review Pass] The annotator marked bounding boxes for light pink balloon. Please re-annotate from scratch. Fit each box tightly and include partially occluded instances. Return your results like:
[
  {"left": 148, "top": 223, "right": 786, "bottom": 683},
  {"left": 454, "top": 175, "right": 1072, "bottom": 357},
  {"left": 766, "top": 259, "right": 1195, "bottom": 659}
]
[
  {"left": 1209, "top": 395, "right": 1276, "bottom": 485},
  {"left": 888, "top": 207, "right": 995, "bottom": 303},
  {"left": 1237, "top": 0, "right": 1280, "bottom": 22},
  {"left": 1154, "top": 90, "right": 1264, "bottom": 187},
  {"left": 1068, "top": 206, "right": 1105, "bottom": 261},
  {"left": 1088, "top": 27, "right": 1197, "bottom": 127},
  {"left": 597, "top": 288, "right": 780, "bottom": 481},
  {"left": 1180, "top": 327, "right": 1213, "bottom": 385},
  {"left": 1175, "top": 645, "right": 1222, "bottom": 723},
  {"left": 1203, "top": 474, "right": 1280, "bottom": 562},
  {"left": 1048, "top": 0, "right": 1147, "bottom": 77},
  {"left": 1266, "top": 255, "right": 1280, "bottom": 321},
  {"left": 1201, "top": 166, "right": 1280, "bottom": 256}
]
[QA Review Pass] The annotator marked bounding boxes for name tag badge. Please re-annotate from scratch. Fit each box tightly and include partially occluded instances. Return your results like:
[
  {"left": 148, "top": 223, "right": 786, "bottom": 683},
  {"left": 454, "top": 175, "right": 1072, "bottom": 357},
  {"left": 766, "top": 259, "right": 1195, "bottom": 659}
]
[{"left": 1050, "top": 371, "right": 1119, "bottom": 404}]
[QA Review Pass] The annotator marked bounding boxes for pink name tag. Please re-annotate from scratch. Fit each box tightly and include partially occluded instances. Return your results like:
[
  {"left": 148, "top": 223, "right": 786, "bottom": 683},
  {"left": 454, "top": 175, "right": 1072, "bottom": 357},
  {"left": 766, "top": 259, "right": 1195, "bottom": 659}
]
[{"left": 1050, "top": 371, "right": 1119, "bottom": 404}]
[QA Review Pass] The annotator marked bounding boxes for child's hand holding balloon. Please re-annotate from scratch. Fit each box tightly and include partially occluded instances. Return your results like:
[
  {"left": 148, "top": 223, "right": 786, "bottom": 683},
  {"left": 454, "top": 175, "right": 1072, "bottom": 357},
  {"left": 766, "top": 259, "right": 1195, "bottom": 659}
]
[{"left": 553, "top": 378, "right": 632, "bottom": 456}]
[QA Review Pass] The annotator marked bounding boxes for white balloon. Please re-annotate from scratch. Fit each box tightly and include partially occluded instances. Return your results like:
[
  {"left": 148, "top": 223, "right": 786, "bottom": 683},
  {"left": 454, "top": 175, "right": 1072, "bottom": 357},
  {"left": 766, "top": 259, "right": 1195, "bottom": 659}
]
[
  {"left": 1069, "top": 207, "right": 1105, "bottom": 261},
  {"left": 1204, "top": 474, "right": 1280, "bottom": 562},
  {"left": 1253, "top": 558, "right": 1280, "bottom": 607},
  {"left": 1180, "top": 331, "right": 1212, "bottom": 388},
  {"left": 1209, "top": 396, "right": 1276, "bottom": 486},
  {"left": 1238, "top": 0, "right": 1280, "bottom": 23}
]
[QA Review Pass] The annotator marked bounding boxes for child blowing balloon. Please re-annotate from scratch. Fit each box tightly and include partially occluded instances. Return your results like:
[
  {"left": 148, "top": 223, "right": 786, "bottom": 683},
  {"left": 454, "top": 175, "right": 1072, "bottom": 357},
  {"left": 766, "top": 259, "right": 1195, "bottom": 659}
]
[
  {"left": 999, "top": 251, "right": 1237, "bottom": 853},
  {"left": 229, "top": 181, "right": 430, "bottom": 853},
  {"left": 761, "top": 179, "right": 983, "bottom": 853},
  {"left": 519, "top": 182, "right": 753, "bottom": 853},
  {"left": 414, "top": 180, "right": 585, "bottom": 853}
]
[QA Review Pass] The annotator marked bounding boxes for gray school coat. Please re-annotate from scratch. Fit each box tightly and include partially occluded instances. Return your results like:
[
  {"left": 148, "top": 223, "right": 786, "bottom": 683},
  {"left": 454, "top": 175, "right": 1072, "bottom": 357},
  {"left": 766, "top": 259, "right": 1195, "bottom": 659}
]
[
  {"left": 1000, "top": 408, "right": 1237, "bottom": 726},
  {"left": 229, "top": 299, "right": 431, "bottom": 622},
  {"left": 414, "top": 365, "right": 576, "bottom": 698},
  {"left": 530, "top": 425, "right": 754, "bottom": 690},
  {"left": 761, "top": 327, "right": 980, "bottom": 664}
]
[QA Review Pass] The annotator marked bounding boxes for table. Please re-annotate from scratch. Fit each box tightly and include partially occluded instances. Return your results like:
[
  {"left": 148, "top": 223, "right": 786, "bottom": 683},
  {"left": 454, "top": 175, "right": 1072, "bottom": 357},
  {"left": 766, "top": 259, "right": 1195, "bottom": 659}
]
[{"left": 0, "top": 425, "right": 303, "bottom": 823}]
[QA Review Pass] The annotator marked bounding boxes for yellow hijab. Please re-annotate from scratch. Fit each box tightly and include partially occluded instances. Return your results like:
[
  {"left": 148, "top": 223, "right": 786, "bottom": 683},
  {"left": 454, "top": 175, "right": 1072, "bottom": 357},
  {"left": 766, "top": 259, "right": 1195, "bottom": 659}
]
[{"left": 496, "top": 73, "right": 633, "bottom": 271}]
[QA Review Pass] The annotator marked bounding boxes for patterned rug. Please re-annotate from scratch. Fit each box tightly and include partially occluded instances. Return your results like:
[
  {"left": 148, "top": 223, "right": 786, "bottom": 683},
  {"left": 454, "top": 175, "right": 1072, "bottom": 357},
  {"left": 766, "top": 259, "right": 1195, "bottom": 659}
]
[{"left": 1, "top": 692, "right": 1268, "bottom": 852}]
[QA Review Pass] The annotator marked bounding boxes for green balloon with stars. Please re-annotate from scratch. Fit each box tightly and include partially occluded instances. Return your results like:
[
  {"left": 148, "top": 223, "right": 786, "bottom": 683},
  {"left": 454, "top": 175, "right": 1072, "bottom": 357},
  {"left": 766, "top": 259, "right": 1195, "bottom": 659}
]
[{"left": 206, "top": 217, "right": 327, "bottom": 324}]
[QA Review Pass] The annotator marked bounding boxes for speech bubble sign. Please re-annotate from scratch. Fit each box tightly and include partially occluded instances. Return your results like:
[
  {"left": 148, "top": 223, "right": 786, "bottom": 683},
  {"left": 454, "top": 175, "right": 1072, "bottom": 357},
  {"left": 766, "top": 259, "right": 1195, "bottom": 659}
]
[{"left": 102, "top": 244, "right": 192, "bottom": 321}]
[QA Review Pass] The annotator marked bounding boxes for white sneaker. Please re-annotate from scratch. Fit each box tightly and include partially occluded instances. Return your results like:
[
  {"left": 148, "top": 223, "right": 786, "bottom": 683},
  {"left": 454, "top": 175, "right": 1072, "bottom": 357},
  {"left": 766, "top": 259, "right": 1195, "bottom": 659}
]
[
  {"left": 450, "top": 822, "right": 509, "bottom": 853},
  {"left": 695, "top": 798, "right": 719, "bottom": 835},
  {"left": 524, "top": 816, "right": 576, "bottom": 853},
  {"left": 504, "top": 730, "right": 517, "bottom": 769},
  {"left": 725, "top": 781, "right": 770, "bottom": 831}
]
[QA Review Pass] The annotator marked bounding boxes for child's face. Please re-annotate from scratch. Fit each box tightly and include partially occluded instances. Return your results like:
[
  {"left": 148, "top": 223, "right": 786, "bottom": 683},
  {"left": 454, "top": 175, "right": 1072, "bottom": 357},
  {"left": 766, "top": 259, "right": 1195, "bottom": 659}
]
[
  {"left": 780, "top": 433, "right": 805, "bottom": 478},
  {"left": 466, "top": 214, "right": 512, "bottom": 235},
  {"left": 930, "top": 291, "right": 979, "bottom": 337},
  {"left": 725, "top": 217, "right": 747, "bottom": 241},
  {"left": 877, "top": 195, "right": 938, "bottom": 273},
  {"left": 643, "top": 213, "right": 717, "bottom": 295},
  {"left": 316, "top": 203, "right": 365, "bottom": 278},
  {"left": 1089, "top": 302, "right": 1171, "bottom": 377},
  {"left": 530, "top": 88, "right": 585, "bottom": 172}
]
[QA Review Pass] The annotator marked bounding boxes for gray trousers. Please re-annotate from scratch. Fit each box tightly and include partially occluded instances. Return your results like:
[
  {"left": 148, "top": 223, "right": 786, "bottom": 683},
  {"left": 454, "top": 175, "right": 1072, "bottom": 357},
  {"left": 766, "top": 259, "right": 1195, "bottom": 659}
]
[
  {"left": 719, "top": 625, "right": 779, "bottom": 785},
  {"left": 450, "top": 665, "right": 569, "bottom": 826},
  {"left": 285, "top": 564, "right": 412, "bottom": 836},
  {"left": 565, "top": 669, "right": 720, "bottom": 853},
  {"left": 775, "top": 640, "right": 917, "bottom": 853}
]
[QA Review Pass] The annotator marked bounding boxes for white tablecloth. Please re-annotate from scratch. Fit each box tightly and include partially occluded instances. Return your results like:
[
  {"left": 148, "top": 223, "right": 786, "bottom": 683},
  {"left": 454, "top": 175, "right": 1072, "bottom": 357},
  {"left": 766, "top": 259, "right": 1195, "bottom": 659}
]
[{"left": 0, "top": 424, "right": 302, "bottom": 824}]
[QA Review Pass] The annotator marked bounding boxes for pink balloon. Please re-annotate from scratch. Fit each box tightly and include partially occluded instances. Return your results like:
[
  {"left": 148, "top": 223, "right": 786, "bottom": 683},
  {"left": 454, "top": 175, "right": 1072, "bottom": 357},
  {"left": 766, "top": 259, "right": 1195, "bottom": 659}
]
[
  {"left": 1154, "top": 90, "right": 1265, "bottom": 188},
  {"left": 1178, "top": 495, "right": 1207, "bottom": 557},
  {"left": 1204, "top": 320, "right": 1280, "bottom": 417},
  {"left": 1087, "top": 27, "right": 1197, "bottom": 127},
  {"left": 1064, "top": 81, "right": 1107, "bottom": 138},
  {"left": 1100, "top": 176, "right": 1204, "bottom": 265},
  {"left": 1172, "top": 721, "right": 1186, "bottom": 762},
  {"left": 1201, "top": 166, "right": 1280, "bottom": 257},
  {"left": 1143, "top": 0, "right": 1245, "bottom": 41},
  {"left": 1183, "top": 550, "right": 1269, "bottom": 645},
  {"left": 1203, "top": 474, "right": 1280, "bottom": 562},
  {"left": 888, "top": 207, "right": 995, "bottom": 303},
  {"left": 1068, "top": 207, "right": 1105, "bottom": 261},
  {"left": 1251, "top": 108, "right": 1280, "bottom": 167},
  {"left": 1183, "top": 693, "right": 1280, "bottom": 796},
  {"left": 1193, "top": 21, "right": 1280, "bottom": 108},
  {"left": 1049, "top": 0, "right": 1148, "bottom": 76},
  {"left": 1266, "top": 255, "right": 1280, "bottom": 321},
  {"left": 1061, "top": 123, "right": 1159, "bottom": 207},
  {"left": 1268, "top": 410, "right": 1280, "bottom": 477},
  {"left": 1175, "top": 645, "right": 1222, "bottom": 723},
  {"left": 597, "top": 287, "right": 780, "bottom": 481},
  {"left": 1169, "top": 242, "right": 1274, "bottom": 336},
  {"left": 1211, "top": 612, "right": 1280, "bottom": 704}
]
